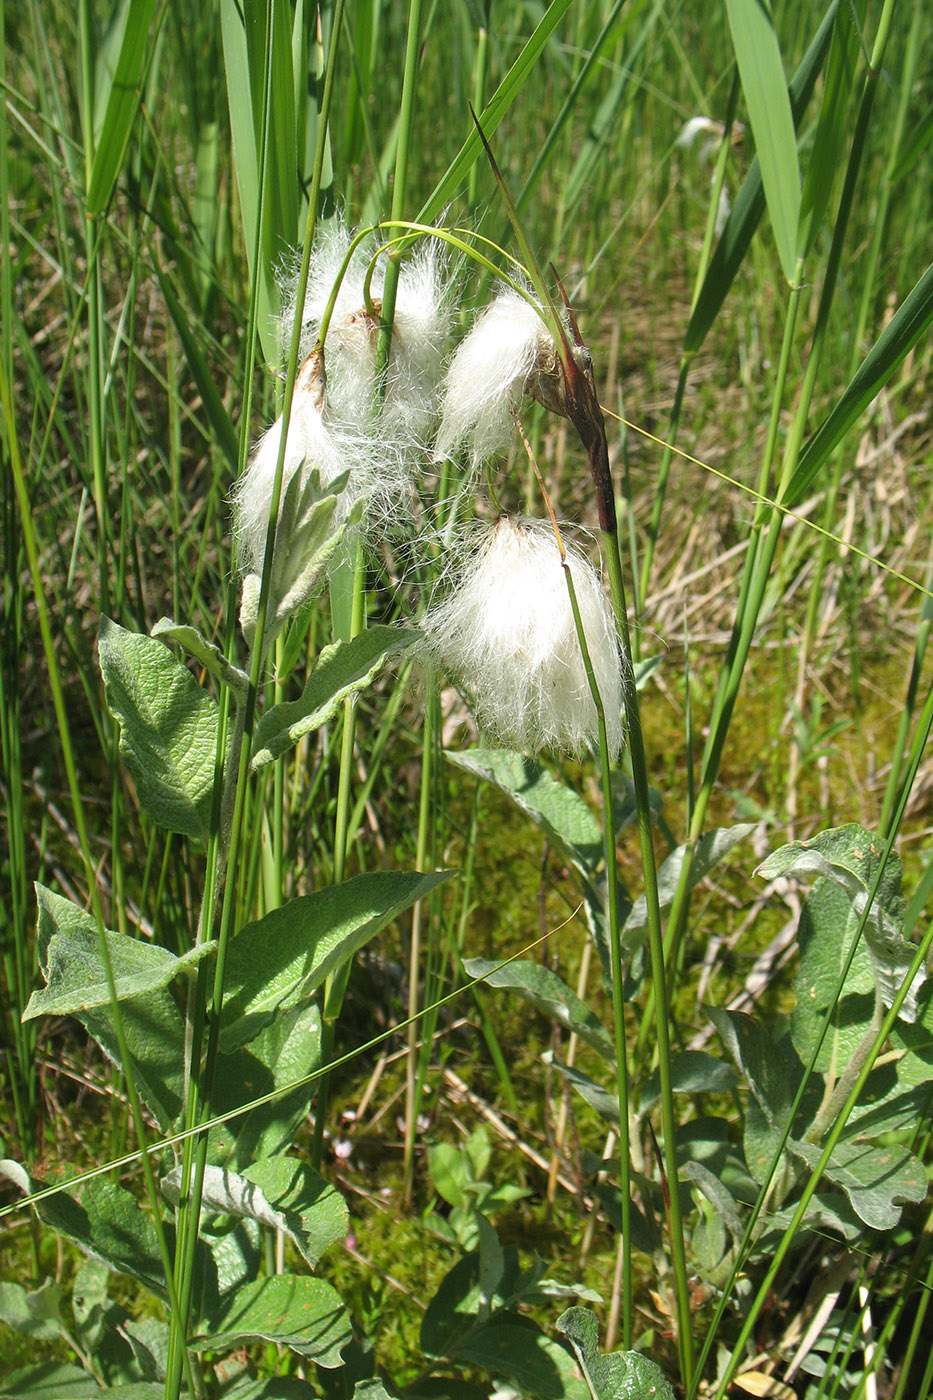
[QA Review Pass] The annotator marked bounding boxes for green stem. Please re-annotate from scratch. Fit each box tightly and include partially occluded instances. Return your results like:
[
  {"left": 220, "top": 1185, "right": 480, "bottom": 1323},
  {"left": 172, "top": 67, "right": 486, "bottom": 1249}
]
[
  {"left": 603, "top": 535, "right": 693, "bottom": 1385},
  {"left": 713, "top": 864, "right": 933, "bottom": 1398},
  {"left": 403, "top": 678, "right": 438, "bottom": 1200},
  {"left": 696, "top": 659, "right": 933, "bottom": 1399}
]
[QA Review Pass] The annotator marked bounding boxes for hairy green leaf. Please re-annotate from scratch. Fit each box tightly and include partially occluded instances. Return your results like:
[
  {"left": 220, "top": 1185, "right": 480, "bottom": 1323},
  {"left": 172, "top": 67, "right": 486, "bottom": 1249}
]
[
  {"left": 151, "top": 618, "right": 249, "bottom": 695},
  {"left": 0, "top": 1363, "right": 107, "bottom": 1399},
  {"left": 0, "top": 1163, "right": 165, "bottom": 1299},
  {"left": 556, "top": 1307, "right": 676, "bottom": 1400},
  {"left": 162, "top": 1159, "right": 347, "bottom": 1269},
  {"left": 464, "top": 957, "right": 613, "bottom": 1058},
  {"left": 220, "top": 870, "right": 453, "bottom": 1052},
  {"left": 25, "top": 885, "right": 214, "bottom": 1021},
  {"left": 446, "top": 748, "right": 603, "bottom": 875},
  {"left": 789, "top": 1136, "right": 927, "bottom": 1230},
  {"left": 98, "top": 616, "right": 223, "bottom": 842},
  {"left": 623, "top": 824, "right": 754, "bottom": 945},
  {"left": 0, "top": 1280, "right": 66, "bottom": 1342},
  {"left": 194, "top": 1275, "right": 351, "bottom": 1364},
  {"left": 251, "top": 627, "right": 417, "bottom": 768},
  {"left": 210, "top": 1001, "right": 322, "bottom": 1170},
  {"left": 758, "top": 824, "right": 925, "bottom": 1020}
]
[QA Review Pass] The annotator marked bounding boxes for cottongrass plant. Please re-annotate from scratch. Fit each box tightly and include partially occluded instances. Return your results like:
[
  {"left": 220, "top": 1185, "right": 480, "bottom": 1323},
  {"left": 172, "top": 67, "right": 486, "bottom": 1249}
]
[
  {"left": 422, "top": 514, "right": 624, "bottom": 759},
  {"left": 434, "top": 285, "right": 568, "bottom": 470},
  {"left": 282, "top": 222, "right": 452, "bottom": 448}
]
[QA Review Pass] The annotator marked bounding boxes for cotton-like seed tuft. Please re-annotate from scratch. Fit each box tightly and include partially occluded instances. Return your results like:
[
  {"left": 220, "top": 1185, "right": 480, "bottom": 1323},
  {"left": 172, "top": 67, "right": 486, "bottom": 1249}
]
[
  {"left": 232, "top": 357, "right": 344, "bottom": 574},
  {"left": 280, "top": 223, "right": 451, "bottom": 448},
  {"left": 434, "top": 289, "right": 562, "bottom": 471},
  {"left": 422, "top": 516, "right": 624, "bottom": 759}
]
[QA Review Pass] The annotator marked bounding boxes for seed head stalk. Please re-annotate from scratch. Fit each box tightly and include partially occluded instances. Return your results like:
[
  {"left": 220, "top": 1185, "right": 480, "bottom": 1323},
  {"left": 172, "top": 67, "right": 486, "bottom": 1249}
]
[
  {"left": 519, "top": 421, "right": 635, "bottom": 1349},
  {"left": 602, "top": 485, "right": 694, "bottom": 1387},
  {"left": 472, "top": 105, "right": 693, "bottom": 1376}
]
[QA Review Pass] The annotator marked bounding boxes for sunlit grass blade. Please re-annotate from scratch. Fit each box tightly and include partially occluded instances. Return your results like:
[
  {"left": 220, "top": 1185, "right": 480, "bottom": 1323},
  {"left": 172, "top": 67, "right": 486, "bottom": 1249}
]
[
  {"left": 417, "top": 0, "right": 574, "bottom": 223},
  {"left": 220, "top": 0, "right": 299, "bottom": 367},
  {"left": 86, "top": 0, "right": 161, "bottom": 214},
  {"left": 795, "top": 0, "right": 859, "bottom": 260},
  {"left": 684, "top": 0, "right": 836, "bottom": 355},
  {"left": 725, "top": 0, "right": 800, "bottom": 286},
  {"left": 156, "top": 260, "right": 239, "bottom": 474},
  {"left": 787, "top": 260, "right": 933, "bottom": 505}
]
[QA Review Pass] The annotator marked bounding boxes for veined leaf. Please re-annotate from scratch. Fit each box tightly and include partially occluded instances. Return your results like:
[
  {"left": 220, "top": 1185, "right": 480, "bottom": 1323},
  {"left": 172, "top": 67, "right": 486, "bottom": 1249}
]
[
  {"left": 162, "top": 1158, "right": 347, "bottom": 1269},
  {"left": 193, "top": 1275, "right": 351, "bottom": 1364},
  {"left": 446, "top": 747, "right": 603, "bottom": 876},
  {"left": 757, "top": 824, "right": 925, "bottom": 1021},
  {"left": 464, "top": 957, "right": 614, "bottom": 1059},
  {"left": 250, "top": 627, "right": 417, "bottom": 768},
  {"left": 25, "top": 885, "right": 214, "bottom": 1020},
  {"left": 556, "top": 1307, "right": 676, "bottom": 1400},
  {"left": 98, "top": 616, "right": 223, "bottom": 842},
  {"left": 220, "top": 870, "right": 455, "bottom": 1052}
]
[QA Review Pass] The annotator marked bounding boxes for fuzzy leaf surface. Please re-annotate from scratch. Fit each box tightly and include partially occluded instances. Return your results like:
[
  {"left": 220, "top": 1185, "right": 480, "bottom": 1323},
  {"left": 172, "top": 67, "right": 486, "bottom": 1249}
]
[
  {"left": 457, "top": 1320, "right": 588, "bottom": 1400},
  {"left": 790, "top": 878, "right": 875, "bottom": 1070},
  {"left": 788, "top": 1136, "right": 927, "bottom": 1230},
  {"left": 0, "top": 1163, "right": 165, "bottom": 1299},
  {"left": 220, "top": 870, "right": 453, "bottom": 1051},
  {"left": 421, "top": 1249, "right": 544, "bottom": 1358},
  {"left": 151, "top": 617, "right": 249, "bottom": 694},
  {"left": 250, "top": 627, "right": 417, "bottom": 768},
  {"left": 758, "top": 824, "right": 925, "bottom": 1021},
  {"left": 639, "top": 1051, "right": 739, "bottom": 1110},
  {"left": 446, "top": 748, "right": 603, "bottom": 875},
  {"left": 0, "top": 1280, "right": 65, "bottom": 1342},
  {"left": 0, "top": 1373, "right": 162, "bottom": 1400},
  {"left": 25, "top": 885, "right": 213, "bottom": 1020},
  {"left": 556, "top": 1306, "right": 676, "bottom": 1400},
  {"left": 0, "top": 1363, "right": 106, "bottom": 1399},
  {"left": 706, "top": 1008, "right": 802, "bottom": 1185},
  {"left": 210, "top": 1001, "right": 322, "bottom": 1170},
  {"left": 623, "top": 824, "right": 754, "bottom": 943},
  {"left": 29, "top": 888, "right": 187, "bottom": 1128},
  {"left": 463, "top": 958, "right": 614, "bottom": 1059},
  {"left": 195, "top": 1275, "right": 350, "bottom": 1364},
  {"left": 223, "top": 1380, "right": 320, "bottom": 1400},
  {"left": 98, "top": 616, "right": 222, "bottom": 841},
  {"left": 162, "top": 1158, "right": 346, "bottom": 1268},
  {"left": 545, "top": 1055, "right": 619, "bottom": 1124}
]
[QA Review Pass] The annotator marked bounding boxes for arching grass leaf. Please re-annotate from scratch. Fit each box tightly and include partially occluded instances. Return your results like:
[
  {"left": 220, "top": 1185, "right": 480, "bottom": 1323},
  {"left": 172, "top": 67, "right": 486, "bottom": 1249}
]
[{"left": 725, "top": 0, "right": 800, "bottom": 285}]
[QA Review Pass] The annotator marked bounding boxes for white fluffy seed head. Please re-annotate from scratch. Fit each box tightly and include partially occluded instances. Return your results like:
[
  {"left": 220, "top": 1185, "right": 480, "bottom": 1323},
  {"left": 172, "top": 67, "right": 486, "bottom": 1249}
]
[
  {"left": 232, "top": 366, "right": 344, "bottom": 575},
  {"left": 434, "top": 288, "right": 560, "bottom": 470},
  {"left": 422, "top": 516, "right": 625, "bottom": 759},
  {"left": 280, "top": 223, "right": 451, "bottom": 449}
]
